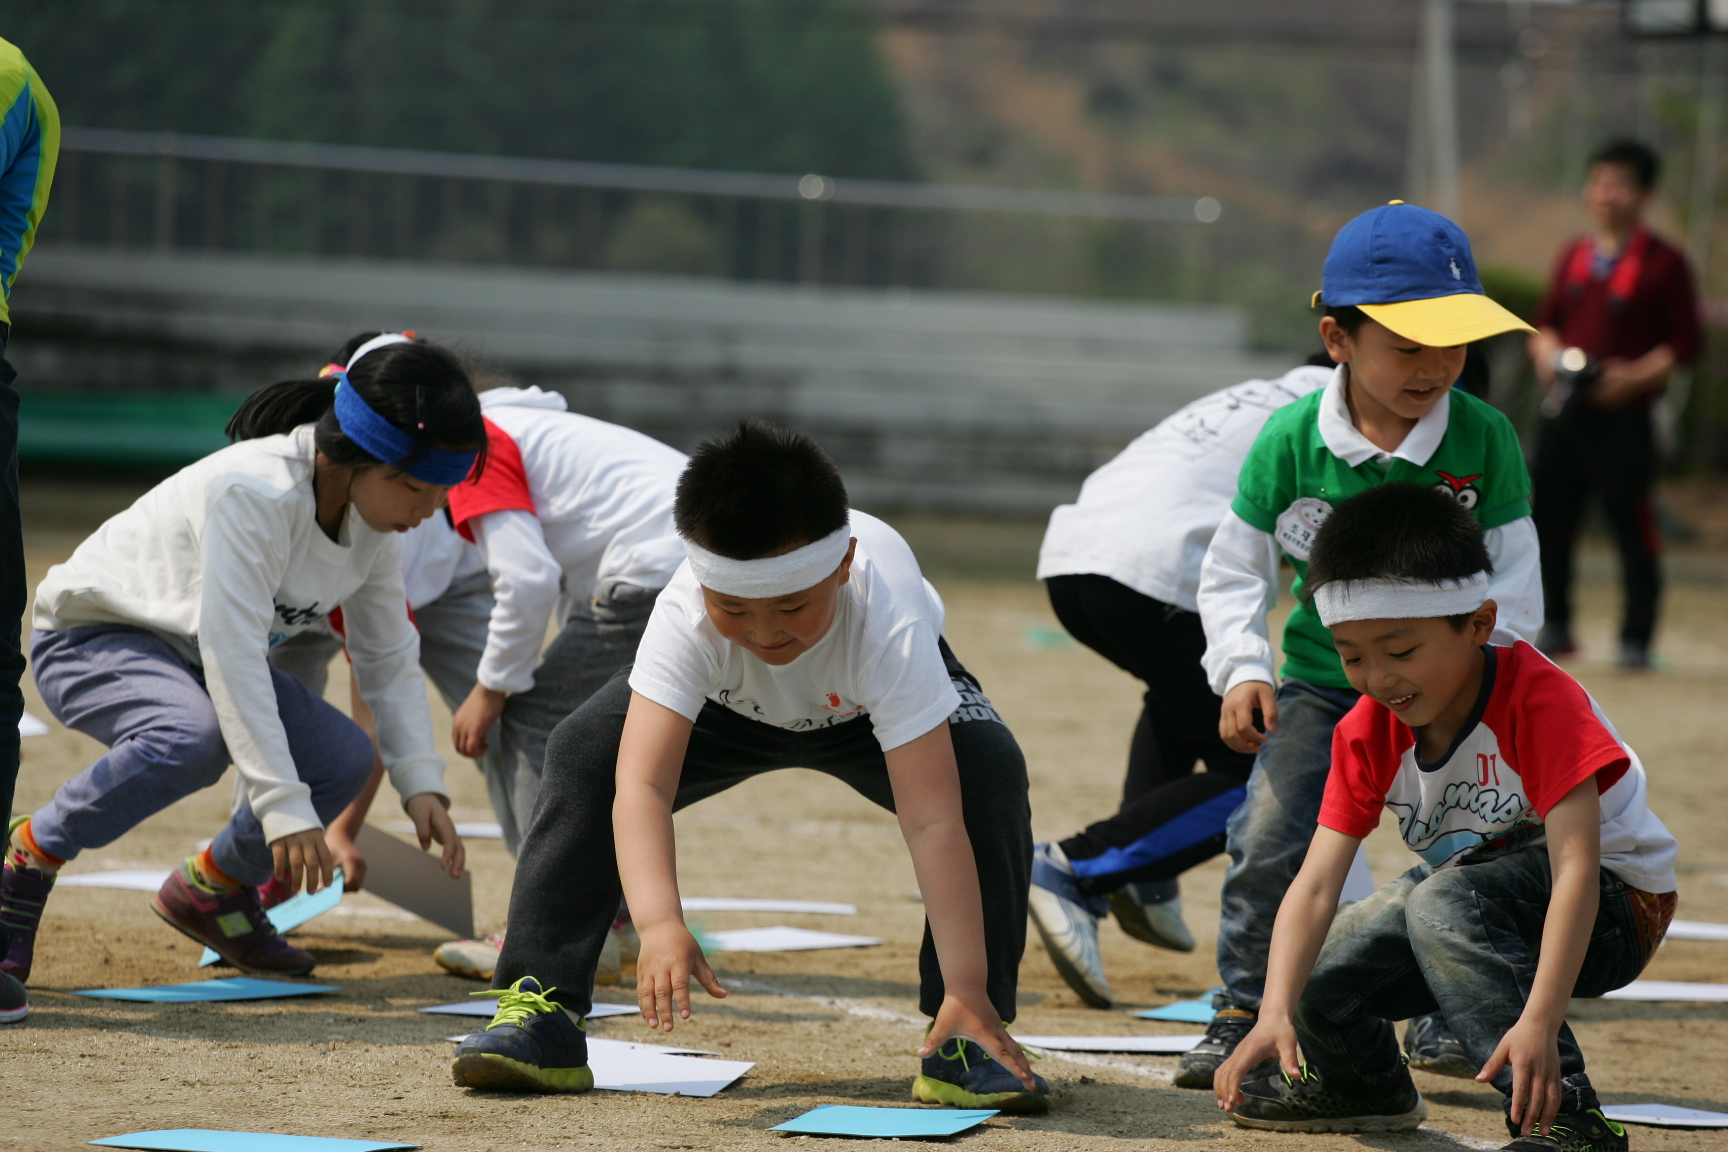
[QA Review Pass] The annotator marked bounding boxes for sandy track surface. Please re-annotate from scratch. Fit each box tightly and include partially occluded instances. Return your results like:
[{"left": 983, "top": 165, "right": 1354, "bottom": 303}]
[{"left": 8, "top": 495, "right": 1728, "bottom": 1150}]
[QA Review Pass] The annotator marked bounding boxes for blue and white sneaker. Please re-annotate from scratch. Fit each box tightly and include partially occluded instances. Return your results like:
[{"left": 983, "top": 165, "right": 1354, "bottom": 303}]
[
  {"left": 451, "top": 976, "right": 593, "bottom": 1093},
  {"left": 1108, "top": 879, "right": 1197, "bottom": 953},
  {"left": 913, "top": 1036, "right": 1051, "bottom": 1113},
  {"left": 1028, "top": 841, "right": 1113, "bottom": 1008}
]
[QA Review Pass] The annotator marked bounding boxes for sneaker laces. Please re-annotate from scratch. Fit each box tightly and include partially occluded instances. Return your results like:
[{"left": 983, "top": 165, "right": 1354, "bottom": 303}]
[
  {"left": 472, "top": 978, "right": 571, "bottom": 1029},
  {"left": 1279, "top": 1062, "right": 1318, "bottom": 1088}
]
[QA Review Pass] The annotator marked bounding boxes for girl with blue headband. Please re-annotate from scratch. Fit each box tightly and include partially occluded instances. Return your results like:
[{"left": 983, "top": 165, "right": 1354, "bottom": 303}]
[{"left": 1, "top": 332, "right": 487, "bottom": 982}]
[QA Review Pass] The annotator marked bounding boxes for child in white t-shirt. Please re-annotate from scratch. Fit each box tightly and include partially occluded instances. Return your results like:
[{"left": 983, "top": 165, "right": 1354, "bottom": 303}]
[
  {"left": 1215, "top": 483, "right": 1676, "bottom": 1152},
  {"left": 450, "top": 420, "right": 1049, "bottom": 1112}
]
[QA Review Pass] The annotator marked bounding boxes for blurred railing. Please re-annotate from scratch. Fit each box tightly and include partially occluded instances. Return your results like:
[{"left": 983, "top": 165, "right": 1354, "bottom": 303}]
[{"left": 49, "top": 127, "right": 1223, "bottom": 297}]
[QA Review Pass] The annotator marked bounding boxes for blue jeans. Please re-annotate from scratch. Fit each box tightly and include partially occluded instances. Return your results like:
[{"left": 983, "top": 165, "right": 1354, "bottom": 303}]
[
  {"left": 28, "top": 625, "right": 375, "bottom": 886},
  {"left": 1216, "top": 678, "right": 1360, "bottom": 1010},
  {"left": 1295, "top": 850, "right": 1652, "bottom": 1095}
]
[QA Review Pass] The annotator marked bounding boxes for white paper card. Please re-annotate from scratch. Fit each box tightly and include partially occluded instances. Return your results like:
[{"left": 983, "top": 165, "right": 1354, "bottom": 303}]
[
  {"left": 1601, "top": 980, "right": 1728, "bottom": 1002},
  {"left": 1601, "top": 1103, "right": 1728, "bottom": 1128},
  {"left": 353, "top": 824, "right": 473, "bottom": 938},
  {"left": 704, "top": 926, "right": 882, "bottom": 952},
  {"left": 681, "top": 898, "right": 856, "bottom": 916},
  {"left": 1016, "top": 1035, "right": 1201, "bottom": 1054},
  {"left": 18, "top": 712, "right": 48, "bottom": 737},
  {"left": 586, "top": 1038, "right": 752, "bottom": 1096},
  {"left": 58, "top": 870, "right": 172, "bottom": 892},
  {"left": 421, "top": 1000, "right": 638, "bottom": 1019},
  {"left": 387, "top": 821, "right": 504, "bottom": 840},
  {"left": 1665, "top": 920, "right": 1728, "bottom": 942}
]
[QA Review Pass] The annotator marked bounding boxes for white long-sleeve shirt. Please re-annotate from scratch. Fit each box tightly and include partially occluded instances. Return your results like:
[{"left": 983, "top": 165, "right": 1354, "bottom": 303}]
[
  {"left": 34, "top": 426, "right": 447, "bottom": 843},
  {"left": 448, "top": 387, "right": 686, "bottom": 695}
]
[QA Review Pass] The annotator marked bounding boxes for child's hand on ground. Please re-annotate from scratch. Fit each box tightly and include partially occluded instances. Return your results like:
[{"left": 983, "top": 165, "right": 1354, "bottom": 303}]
[
  {"left": 324, "top": 824, "right": 368, "bottom": 891},
  {"left": 452, "top": 683, "right": 507, "bottom": 758},
  {"left": 1220, "top": 681, "right": 1278, "bottom": 753},
  {"left": 1214, "top": 1016, "right": 1300, "bottom": 1113},
  {"left": 1478, "top": 1017, "right": 1562, "bottom": 1137},
  {"left": 918, "top": 989, "right": 1038, "bottom": 1091},
  {"left": 634, "top": 920, "right": 727, "bottom": 1032},
  {"left": 405, "top": 792, "right": 465, "bottom": 879},
  {"left": 270, "top": 827, "right": 335, "bottom": 894}
]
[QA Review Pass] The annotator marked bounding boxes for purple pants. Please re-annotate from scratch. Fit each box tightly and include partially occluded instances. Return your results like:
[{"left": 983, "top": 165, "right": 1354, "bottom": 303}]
[{"left": 28, "top": 625, "right": 373, "bottom": 887}]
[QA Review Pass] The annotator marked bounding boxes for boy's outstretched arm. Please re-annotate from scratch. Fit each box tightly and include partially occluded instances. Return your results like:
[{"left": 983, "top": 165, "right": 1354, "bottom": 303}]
[
  {"left": 1477, "top": 779, "right": 1601, "bottom": 1139},
  {"left": 614, "top": 692, "right": 726, "bottom": 1032},
  {"left": 1215, "top": 826, "right": 1359, "bottom": 1112},
  {"left": 1198, "top": 511, "right": 1283, "bottom": 752},
  {"left": 886, "top": 721, "right": 1038, "bottom": 1092}
]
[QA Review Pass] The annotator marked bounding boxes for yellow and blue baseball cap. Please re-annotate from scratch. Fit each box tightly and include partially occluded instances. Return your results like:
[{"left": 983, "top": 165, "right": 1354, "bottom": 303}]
[{"left": 1314, "top": 201, "right": 1534, "bottom": 346}]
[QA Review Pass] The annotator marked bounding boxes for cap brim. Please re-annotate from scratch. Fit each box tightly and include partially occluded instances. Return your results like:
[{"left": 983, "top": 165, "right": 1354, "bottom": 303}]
[{"left": 1359, "top": 294, "right": 1535, "bottom": 346}]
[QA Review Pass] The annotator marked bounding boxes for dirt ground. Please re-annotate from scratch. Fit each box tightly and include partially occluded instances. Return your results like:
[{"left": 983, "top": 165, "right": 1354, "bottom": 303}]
[{"left": 8, "top": 483, "right": 1728, "bottom": 1152}]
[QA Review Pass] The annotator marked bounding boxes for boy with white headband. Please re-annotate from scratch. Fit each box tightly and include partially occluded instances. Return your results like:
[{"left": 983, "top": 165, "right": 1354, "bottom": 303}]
[
  {"left": 1215, "top": 483, "right": 1676, "bottom": 1152},
  {"left": 1183, "top": 201, "right": 1545, "bottom": 1088},
  {"left": 452, "top": 420, "right": 1049, "bottom": 1111}
]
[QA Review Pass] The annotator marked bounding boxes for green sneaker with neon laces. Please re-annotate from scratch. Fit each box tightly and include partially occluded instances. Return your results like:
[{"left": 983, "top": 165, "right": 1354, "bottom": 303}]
[{"left": 451, "top": 976, "right": 594, "bottom": 1094}]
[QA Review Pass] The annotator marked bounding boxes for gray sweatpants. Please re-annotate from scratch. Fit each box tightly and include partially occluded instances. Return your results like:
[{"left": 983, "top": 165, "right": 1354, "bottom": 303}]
[{"left": 268, "top": 573, "right": 658, "bottom": 857}]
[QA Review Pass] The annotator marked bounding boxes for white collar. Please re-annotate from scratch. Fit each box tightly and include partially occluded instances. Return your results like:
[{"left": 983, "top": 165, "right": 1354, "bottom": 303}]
[
  {"left": 478, "top": 385, "right": 569, "bottom": 413},
  {"left": 1316, "top": 364, "right": 1450, "bottom": 468}
]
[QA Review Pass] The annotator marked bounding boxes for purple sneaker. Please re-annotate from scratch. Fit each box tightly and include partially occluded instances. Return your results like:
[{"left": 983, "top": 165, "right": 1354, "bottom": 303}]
[
  {"left": 0, "top": 971, "right": 27, "bottom": 1024},
  {"left": 151, "top": 860, "right": 317, "bottom": 976},
  {"left": 1, "top": 852, "right": 55, "bottom": 984}
]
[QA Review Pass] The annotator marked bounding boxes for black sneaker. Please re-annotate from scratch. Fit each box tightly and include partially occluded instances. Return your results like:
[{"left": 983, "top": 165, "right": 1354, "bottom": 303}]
[
  {"left": 912, "top": 1037, "right": 1051, "bottom": 1114},
  {"left": 1404, "top": 1013, "right": 1475, "bottom": 1079},
  {"left": 451, "top": 977, "right": 593, "bottom": 1093},
  {"left": 1173, "top": 1006, "right": 1259, "bottom": 1090},
  {"left": 1500, "top": 1077, "right": 1627, "bottom": 1152},
  {"left": 1228, "top": 1061, "right": 1427, "bottom": 1133},
  {"left": 0, "top": 971, "right": 26, "bottom": 1025}
]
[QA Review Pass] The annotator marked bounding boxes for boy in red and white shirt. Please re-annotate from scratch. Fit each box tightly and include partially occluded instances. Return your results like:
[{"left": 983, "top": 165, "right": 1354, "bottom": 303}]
[{"left": 1216, "top": 483, "right": 1676, "bottom": 1152}]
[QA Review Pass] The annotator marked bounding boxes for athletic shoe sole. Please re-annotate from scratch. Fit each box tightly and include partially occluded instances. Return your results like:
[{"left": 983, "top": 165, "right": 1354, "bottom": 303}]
[
  {"left": 0, "top": 998, "right": 26, "bottom": 1024},
  {"left": 433, "top": 947, "right": 497, "bottom": 981},
  {"left": 1027, "top": 891, "right": 1112, "bottom": 1009},
  {"left": 1228, "top": 1099, "right": 1427, "bottom": 1134},
  {"left": 452, "top": 1051, "right": 594, "bottom": 1093},
  {"left": 911, "top": 1074, "right": 1050, "bottom": 1114},
  {"left": 149, "top": 899, "right": 316, "bottom": 978}
]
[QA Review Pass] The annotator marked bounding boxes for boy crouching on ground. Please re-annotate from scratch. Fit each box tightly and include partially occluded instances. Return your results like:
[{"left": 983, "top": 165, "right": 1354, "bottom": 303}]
[
  {"left": 451, "top": 419, "right": 1049, "bottom": 1111},
  {"left": 1215, "top": 483, "right": 1676, "bottom": 1151}
]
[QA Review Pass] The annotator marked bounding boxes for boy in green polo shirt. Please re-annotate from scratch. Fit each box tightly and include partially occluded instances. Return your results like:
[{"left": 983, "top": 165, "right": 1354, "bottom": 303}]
[{"left": 1176, "top": 201, "right": 1545, "bottom": 1089}]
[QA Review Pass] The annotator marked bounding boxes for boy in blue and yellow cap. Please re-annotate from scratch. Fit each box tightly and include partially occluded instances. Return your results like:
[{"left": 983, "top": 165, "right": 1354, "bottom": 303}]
[{"left": 1178, "top": 202, "right": 1545, "bottom": 1088}]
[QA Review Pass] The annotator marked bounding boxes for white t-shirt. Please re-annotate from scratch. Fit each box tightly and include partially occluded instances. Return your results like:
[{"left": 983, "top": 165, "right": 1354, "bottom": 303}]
[
  {"left": 398, "top": 512, "right": 485, "bottom": 611},
  {"left": 448, "top": 387, "right": 687, "bottom": 695},
  {"left": 628, "top": 512, "right": 959, "bottom": 752},
  {"left": 33, "top": 426, "right": 447, "bottom": 843},
  {"left": 1037, "top": 365, "right": 1331, "bottom": 611}
]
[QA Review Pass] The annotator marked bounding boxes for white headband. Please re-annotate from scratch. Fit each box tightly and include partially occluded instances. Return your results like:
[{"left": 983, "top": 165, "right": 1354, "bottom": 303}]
[
  {"left": 683, "top": 522, "right": 853, "bottom": 599},
  {"left": 1312, "top": 571, "right": 1490, "bottom": 626},
  {"left": 346, "top": 332, "right": 413, "bottom": 371}
]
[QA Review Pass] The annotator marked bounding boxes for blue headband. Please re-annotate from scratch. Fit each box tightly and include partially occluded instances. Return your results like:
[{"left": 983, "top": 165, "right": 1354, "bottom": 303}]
[{"left": 331, "top": 379, "right": 477, "bottom": 486}]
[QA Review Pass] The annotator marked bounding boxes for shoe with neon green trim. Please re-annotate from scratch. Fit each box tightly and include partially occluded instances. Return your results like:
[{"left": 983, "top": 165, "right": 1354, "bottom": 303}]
[
  {"left": 1499, "top": 1077, "right": 1626, "bottom": 1152},
  {"left": 912, "top": 1037, "right": 1051, "bottom": 1114},
  {"left": 451, "top": 976, "right": 594, "bottom": 1094}
]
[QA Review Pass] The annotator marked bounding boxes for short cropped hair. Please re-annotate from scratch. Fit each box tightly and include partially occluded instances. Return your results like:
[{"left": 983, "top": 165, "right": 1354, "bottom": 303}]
[
  {"left": 1590, "top": 138, "right": 1661, "bottom": 191},
  {"left": 1323, "top": 304, "right": 1369, "bottom": 337},
  {"left": 1306, "top": 483, "right": 1494, "bottom": 628},
  {"left": 674, "top": 419, "right": 850, "bottom": 560}
]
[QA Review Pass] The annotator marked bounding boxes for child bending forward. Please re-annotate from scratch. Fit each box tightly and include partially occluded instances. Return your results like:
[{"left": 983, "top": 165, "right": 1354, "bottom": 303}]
[
  {"left": 452, "top": 420, "right": 1048, "bottom": 1111},
  {"left": 1215, "top": 483, "right": 1676, "bottom": 1152}
]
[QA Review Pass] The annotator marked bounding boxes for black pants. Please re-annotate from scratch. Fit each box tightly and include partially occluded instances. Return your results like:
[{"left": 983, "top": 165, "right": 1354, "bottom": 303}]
[
  {"left": 1532, "top": 407, "right": 1661, "bottom": 649},
  {"left": 0, "top": 328, "right": 19, "bottom": 955},
  {"left": 1045, "top": 574, "right": 1253, "bottom": 892},
  {"left": 494, "top": 639, "right": 1033, "bottom": 1022}
]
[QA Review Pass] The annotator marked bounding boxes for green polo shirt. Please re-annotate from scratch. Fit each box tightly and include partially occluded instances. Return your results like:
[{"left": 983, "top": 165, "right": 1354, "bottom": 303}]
[{"left": 1231, "top": 387, "right": 1531, "bottom": 690}]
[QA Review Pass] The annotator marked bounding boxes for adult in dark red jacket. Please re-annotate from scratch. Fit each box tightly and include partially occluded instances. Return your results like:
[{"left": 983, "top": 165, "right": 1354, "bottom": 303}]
[{"left": 1529, "top": 139, "right": 1702, "bottom": 669}]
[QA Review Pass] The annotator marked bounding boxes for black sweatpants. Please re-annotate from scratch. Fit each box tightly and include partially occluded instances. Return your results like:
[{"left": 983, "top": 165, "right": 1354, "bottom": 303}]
[
  {"left": 1532, "top": 407, "right": 1661, "bottom": 649},
  {"left": 1045, "top": 574, "right": 1253, "bottom": 893},
  {"left": 0, "top": 328, "right": 23, "bottom": 960},
  {"left": 494, "top": 638, "right": 1033, "bottom": 1022}
]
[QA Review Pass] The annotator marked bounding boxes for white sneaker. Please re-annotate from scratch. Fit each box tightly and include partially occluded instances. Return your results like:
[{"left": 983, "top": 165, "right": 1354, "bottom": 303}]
[
  {"left": 1027, "top": 842, "right": 1113, "bottom": 1008},
  {"left": 1108, "top": 883, "right": 1197, "bottom": 953},
  {"left": 433, "top": 932, "right": 504, "bottom": 981}
]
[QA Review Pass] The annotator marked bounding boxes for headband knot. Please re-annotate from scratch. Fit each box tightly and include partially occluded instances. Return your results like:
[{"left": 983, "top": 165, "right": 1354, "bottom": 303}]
[
  {"left": 1311, "top": 572, "right": 1490, "bottom": 627},
  {"left": 682, "top": 523, "right": 852, "bottom": 599}
]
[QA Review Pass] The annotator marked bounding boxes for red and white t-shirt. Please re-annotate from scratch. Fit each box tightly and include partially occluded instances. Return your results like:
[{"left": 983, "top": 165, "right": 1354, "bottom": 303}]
[
  {"left": 446, "top": 387, "right": 686, "bottom": 695},
  {"left": 1321, "top": 642, "right": 1677, "bottom": 894}
]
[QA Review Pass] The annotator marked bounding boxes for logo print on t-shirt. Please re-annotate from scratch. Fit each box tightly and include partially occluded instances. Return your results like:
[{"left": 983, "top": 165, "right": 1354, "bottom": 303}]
[
  {"left": 1432, "top": 470, "right": 1483, "bottom": 512},
  {"left": 1274, "top": 496, "right": 1332, "bottom": 561},
  {"left": 821, "top": 692, "right": 864, "bottom": 720}
]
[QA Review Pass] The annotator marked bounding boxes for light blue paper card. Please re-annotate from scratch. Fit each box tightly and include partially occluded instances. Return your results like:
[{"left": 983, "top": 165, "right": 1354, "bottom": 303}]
[
  {"left": 200, "top": 870, "right": 345, "bottom": 967},
  {"left": 1133, "top": 998, "right": 1214, "bottom": 1023},
  {"left": 75, "top": 977, "right": 340, "bottom": 1003},
  {"left": 92, "top": 1131, "right": 417, "bottom": 1151},
  {"left": 770, "top": 1105, "right": 997, "bottom": 1138}
]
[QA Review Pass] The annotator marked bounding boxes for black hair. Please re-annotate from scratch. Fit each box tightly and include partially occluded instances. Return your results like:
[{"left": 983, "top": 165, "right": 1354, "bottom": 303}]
[
  {"left": 225, "top": 332, "right": 488, "bottom": 478},
  {"left": 1589, "top": 138, "right": 1661, "bottom": 192},
  {"left": 1323, "top": 304, "right": 1369, "bottom": 338},
  {"left": 674, "top": 419, "right": 849, "bottom": 559},
  {"left": 1305, "top": 483, "right": 1493, "bottom": 630}
]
